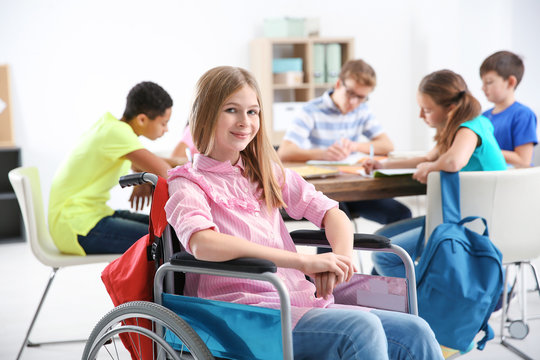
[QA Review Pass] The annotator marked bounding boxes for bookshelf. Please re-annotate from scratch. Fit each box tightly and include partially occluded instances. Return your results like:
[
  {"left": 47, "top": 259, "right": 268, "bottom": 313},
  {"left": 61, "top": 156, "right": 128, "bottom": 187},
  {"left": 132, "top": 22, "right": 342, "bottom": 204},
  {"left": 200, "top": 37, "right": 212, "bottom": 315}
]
[
  {"left": 0, "top": 65, "right": 22, "bottom": 241},
  {"left": 0, "top": 65, "right": 14, "bottom": 146},
  {"left": 0, "top": 147, "right": 21, "bottom": 241},
  {"left": 250, "top": 37, "right": 354, "bottom": 144}
]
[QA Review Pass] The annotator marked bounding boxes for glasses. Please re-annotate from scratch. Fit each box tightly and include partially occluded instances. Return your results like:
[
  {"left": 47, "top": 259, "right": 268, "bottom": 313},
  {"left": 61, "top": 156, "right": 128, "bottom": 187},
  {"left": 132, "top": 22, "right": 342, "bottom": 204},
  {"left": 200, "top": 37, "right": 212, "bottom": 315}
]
[{"left": 341, "top": 79, "right": 369, "bottom": 103}]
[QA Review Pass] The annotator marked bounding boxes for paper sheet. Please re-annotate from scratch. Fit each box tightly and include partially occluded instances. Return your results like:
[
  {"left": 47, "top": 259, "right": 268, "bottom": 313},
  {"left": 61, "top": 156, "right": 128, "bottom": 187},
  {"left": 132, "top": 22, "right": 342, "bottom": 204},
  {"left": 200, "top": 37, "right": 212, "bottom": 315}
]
[{"left": 306, "top": 152, "right": 365, "bottom": 166}]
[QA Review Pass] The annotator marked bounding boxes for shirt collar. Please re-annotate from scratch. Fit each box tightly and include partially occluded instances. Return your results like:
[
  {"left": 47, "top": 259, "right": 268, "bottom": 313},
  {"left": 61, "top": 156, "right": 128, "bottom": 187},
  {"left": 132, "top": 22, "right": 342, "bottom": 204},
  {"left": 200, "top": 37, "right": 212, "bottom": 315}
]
[
  {"left": 192, "top": 153, "right": 245, "bottom": 174},
  {"left": 322, "top": 89, "right": 342, "bottom": 114}
]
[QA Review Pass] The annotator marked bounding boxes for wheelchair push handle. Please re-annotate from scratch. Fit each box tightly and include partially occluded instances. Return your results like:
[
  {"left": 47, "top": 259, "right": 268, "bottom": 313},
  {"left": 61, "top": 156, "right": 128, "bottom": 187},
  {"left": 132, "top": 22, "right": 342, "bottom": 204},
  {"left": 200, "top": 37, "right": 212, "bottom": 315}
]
[{"left": 119, "top": 172, "right": 159, "bottom": 188}]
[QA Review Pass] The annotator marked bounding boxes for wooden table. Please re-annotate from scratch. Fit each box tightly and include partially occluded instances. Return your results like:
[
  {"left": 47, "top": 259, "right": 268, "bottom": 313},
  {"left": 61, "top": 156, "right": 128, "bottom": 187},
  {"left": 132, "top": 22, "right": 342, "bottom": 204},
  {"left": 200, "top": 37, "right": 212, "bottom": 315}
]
[{"left": 307, "top": 172, "right": 426, "bottom": 202}]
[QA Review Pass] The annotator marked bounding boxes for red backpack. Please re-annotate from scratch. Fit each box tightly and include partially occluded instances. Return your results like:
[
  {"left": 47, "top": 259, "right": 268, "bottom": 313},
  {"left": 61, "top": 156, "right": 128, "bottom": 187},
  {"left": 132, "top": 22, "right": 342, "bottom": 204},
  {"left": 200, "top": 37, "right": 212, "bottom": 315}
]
[{"left": 101, "top": 176, "right": 169, "bottom": 359}]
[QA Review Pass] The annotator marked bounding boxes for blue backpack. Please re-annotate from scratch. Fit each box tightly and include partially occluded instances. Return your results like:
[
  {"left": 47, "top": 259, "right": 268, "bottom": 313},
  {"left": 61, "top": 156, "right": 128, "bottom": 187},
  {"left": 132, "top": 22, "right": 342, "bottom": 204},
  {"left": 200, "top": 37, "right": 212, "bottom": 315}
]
[{"left": 414, "top": 171, "right": 504, "bottom": 352}]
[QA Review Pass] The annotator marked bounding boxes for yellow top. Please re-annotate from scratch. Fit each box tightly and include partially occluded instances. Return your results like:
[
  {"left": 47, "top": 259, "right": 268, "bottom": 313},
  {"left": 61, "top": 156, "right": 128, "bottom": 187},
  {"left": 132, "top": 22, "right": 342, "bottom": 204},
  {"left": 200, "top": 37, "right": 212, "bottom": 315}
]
[{"left": 48, "top": 112, "right": 143, "bottom": 255}]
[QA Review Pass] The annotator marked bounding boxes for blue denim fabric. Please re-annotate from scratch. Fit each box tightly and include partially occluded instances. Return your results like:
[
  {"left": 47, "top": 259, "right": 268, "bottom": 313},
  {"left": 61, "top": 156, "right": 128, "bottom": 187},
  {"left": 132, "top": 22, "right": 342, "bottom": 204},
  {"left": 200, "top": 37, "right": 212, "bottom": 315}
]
[
  {"left": 293, "top": 308, "right": 443, "bottom": 359},
  {"left": 317, "top": 200, "right": 412, "bottom": 255},
  {"left": 78, "top": 210, "right": 149, "bottom": 254},
  {"left": 342, "top": 199, "right": 412, "bottom": 224},
  {"left": 372, "top": 217, "right": 425, "bottom": 278}
]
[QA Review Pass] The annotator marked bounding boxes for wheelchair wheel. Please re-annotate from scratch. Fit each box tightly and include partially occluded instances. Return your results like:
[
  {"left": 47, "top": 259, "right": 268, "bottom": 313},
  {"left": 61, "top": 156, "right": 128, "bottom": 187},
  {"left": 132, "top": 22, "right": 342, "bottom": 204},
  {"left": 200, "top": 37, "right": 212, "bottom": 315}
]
[{"left": 83, "top": 301, "right": 214, "bottom": 360}]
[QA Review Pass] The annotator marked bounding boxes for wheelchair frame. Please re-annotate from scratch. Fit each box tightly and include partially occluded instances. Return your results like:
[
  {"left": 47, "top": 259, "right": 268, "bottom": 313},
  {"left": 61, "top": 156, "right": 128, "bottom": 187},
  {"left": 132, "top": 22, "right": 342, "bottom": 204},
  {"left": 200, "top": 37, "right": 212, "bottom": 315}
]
[{"left": 83, "top": 172, "right": 418, "bottom": 360}]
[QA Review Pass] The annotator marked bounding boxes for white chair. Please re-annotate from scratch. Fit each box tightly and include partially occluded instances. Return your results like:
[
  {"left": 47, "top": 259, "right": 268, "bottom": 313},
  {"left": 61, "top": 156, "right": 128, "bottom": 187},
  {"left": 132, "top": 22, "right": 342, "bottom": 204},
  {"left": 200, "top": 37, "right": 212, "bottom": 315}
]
[
  {"left": 425, "top": 168, "right": 540, "bottom": 360},
  {"left": 8, "top": 166, "right": 120, "bottom": 360}
]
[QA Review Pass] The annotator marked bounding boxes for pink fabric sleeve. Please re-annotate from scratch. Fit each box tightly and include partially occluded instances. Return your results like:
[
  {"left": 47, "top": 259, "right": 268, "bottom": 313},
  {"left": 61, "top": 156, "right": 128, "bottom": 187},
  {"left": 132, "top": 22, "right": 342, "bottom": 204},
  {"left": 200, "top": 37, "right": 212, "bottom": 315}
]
[
  {"left": 281, "top": 168, "right": 338, "bottom": 228},
  {"left": 165, "top": 177, "right": 217, "bottom": 253}
]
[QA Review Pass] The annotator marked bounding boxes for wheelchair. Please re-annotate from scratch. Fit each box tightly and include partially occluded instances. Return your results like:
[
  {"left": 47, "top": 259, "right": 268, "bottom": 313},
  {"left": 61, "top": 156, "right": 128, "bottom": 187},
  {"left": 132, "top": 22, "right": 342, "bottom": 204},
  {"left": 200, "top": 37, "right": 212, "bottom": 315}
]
[{"left": 82, "top": 172, "right": 419, "bottom": 360}]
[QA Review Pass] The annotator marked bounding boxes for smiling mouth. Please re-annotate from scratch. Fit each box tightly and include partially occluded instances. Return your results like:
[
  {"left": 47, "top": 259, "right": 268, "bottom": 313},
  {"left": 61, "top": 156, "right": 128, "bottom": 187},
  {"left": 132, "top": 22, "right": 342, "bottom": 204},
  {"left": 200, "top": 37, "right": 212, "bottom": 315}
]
[{"left": 231, "top": 132, "right": 250, "bottom": 138}]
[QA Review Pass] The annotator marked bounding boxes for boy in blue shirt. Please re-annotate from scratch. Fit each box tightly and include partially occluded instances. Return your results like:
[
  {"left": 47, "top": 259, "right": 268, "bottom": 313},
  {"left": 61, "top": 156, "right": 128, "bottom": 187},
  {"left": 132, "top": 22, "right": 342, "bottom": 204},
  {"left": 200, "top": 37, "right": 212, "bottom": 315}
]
[{"left": 480, "top": 50, "right": 537, "bottom": 167}]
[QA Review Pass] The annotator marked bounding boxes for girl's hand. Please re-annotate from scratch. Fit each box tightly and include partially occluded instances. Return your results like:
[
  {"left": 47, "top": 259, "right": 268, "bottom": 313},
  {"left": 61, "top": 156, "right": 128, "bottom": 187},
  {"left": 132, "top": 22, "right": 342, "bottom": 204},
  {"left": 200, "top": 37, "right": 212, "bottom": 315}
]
[
  {"left": 362, "top": 158, "right": 383, "bottom": 175},
  {"left": 412, "top": 162, "right": 433, "bottom": 184},
  {"left": 300, "top": 252, "right": 356, "bottom": 299},
  {"left": 314, "top": 272, "right": 338, "bottom": 300}
]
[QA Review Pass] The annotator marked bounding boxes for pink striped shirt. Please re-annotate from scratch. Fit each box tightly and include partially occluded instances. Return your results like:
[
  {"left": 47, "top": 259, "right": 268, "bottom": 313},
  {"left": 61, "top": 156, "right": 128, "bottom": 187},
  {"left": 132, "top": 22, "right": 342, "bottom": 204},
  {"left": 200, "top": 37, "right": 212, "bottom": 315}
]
[{"left": 165, "top": 154, "right": 340, "bottom": 326}]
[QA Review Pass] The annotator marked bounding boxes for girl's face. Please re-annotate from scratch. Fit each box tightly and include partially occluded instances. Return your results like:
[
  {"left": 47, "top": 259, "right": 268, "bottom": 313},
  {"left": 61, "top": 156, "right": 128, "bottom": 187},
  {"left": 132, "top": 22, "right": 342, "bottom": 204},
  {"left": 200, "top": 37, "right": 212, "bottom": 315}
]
[
  {"left": 209, "top": 85, "right": 260, "bottom": 164},
  {"left": 417, "top": 92, "right": 448, "bottom": 129}
]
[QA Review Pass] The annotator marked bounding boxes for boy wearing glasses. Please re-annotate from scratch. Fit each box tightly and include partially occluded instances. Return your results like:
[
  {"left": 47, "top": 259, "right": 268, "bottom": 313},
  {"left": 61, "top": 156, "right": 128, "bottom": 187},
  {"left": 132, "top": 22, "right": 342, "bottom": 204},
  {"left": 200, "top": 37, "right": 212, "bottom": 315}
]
[{"left": 278, "top": 59, "right": 411, "bottom": 226}]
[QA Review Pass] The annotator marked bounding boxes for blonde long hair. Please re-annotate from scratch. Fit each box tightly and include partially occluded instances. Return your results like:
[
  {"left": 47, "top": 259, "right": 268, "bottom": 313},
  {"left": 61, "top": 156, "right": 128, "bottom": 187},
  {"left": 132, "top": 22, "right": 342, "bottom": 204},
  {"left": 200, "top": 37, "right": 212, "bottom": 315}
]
[
  {"left": 189, "top": 66, "right": 285, "bottom": 209},
  {"left": 419, "top": 70, "right": 481, "bottom": 153}
]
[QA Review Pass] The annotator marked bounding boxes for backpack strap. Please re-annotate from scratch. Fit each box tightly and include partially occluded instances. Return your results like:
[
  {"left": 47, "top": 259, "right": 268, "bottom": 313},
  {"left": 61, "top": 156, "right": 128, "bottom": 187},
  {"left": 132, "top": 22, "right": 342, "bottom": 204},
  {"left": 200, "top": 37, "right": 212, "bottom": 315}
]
[
  {"left": 414, "top": 218, "right": 427, "bottom": 258},
  {"left": 477, "top": 323, "right": 495, "bottom": 350},
  {"left": 415, "top": 171, "right": 461, "bottom": 257},
  {"left": 459, "top": 216, "right": 489, "bottom": 237},
  {"left": 440, "top": 171, "right": 461, "bottom": 224}
]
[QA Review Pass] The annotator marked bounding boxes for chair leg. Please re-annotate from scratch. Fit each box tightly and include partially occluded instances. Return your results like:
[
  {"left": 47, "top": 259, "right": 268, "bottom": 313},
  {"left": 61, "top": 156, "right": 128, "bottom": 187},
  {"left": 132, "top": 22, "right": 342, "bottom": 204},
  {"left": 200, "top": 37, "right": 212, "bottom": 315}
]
[
  {"left": 17, "top": 267, "right": 89, "bottom": 359},
  {"left": 500, "top": 263, "right": 535, "bottom": 360},
  {"left": 527, "top": 262, "right": 540, "bottom": 295},
  {"left": 17, "top": 267, "right": 58, "bottom": 360}
]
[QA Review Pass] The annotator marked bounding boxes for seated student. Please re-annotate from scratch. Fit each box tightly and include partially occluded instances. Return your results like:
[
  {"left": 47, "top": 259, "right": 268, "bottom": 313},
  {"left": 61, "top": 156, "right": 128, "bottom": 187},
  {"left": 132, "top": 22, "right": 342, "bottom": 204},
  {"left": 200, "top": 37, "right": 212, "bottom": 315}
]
[
  {"left": 363, "top": 69, "right": 507, "bottom": 278},
  {"left": 277, "top": 59, "right": 411, "bottom": 226},
  {"left": 48, "top": 81, "right": 173, "bottom": 255},
  {"left": 479, "top": 50, "right": 538, "bottom": 167},
  {"left": 165, "top": 65, "right": 443, "bottom": 359}
]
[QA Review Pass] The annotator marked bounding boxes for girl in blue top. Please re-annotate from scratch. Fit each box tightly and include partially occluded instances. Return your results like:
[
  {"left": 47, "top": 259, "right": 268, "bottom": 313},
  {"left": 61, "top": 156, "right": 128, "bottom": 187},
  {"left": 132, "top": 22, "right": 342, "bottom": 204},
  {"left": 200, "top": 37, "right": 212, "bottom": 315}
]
[
  {"left": 364, "top": 69, "right": 506, "bottom": 278},
  {"left": 364, "top": 69, "right": 506, "bottom": 182}
]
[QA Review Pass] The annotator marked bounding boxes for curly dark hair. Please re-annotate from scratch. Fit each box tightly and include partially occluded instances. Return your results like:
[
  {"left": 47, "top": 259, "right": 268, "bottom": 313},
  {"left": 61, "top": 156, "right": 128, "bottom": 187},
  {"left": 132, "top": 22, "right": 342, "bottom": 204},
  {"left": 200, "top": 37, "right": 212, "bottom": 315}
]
[{"left": 122, "top": 81, "right": 173, "bottom": 120}]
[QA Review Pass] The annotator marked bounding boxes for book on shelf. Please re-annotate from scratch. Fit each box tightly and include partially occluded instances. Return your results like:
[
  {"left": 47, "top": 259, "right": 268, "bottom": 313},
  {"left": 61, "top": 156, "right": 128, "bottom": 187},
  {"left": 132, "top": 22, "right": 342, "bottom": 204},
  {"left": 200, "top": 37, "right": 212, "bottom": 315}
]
[
  {"left": 313, "top": 43, "right": 326, "bottom": 84},
  {"left": 325, "top": 43, "right": 342, "bottom": 84},
  {"left": 312, "top": 43, "right": 342, "bottom": 84}
]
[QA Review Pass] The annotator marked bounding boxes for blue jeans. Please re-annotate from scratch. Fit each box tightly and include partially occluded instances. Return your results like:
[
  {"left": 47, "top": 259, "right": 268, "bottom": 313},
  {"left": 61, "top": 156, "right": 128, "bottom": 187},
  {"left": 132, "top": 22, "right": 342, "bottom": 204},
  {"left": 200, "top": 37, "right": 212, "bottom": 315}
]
[
  {"left": 317, "top": 200, "right": 412, "bottom": 255},
  {"left": 341, "top": 199, "right": 412, "bottom": 224},
  {"left": 78, "top": 210, "right": 149, "bottom": 254},
  {"left": 293, "top": 307, "right": 443, "bottom": 359},
  {"left": 372, "top": 216, "right": 425, "bottom": 278}
]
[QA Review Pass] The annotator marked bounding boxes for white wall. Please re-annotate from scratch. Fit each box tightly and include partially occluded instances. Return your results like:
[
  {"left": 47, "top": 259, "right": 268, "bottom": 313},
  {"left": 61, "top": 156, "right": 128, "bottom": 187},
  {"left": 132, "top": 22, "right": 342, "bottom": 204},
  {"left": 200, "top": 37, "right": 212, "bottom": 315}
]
[{"left": 1, "top": 0, "right": 539, "bottom": 209}]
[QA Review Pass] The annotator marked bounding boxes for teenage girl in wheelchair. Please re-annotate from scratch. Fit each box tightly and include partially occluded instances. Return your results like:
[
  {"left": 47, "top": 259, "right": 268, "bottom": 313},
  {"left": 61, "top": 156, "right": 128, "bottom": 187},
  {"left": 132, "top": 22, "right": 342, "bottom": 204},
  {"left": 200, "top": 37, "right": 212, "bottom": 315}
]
[{"left": 84, "top": 66, "right": 443, "bottom": 359}]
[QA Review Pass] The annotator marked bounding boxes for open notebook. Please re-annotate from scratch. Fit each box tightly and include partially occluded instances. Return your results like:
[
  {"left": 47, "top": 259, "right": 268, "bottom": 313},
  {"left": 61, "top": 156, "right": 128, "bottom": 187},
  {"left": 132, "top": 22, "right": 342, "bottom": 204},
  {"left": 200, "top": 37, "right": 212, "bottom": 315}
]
[{"left": 306, "top": 152, "right": 365, "bottom": 166}]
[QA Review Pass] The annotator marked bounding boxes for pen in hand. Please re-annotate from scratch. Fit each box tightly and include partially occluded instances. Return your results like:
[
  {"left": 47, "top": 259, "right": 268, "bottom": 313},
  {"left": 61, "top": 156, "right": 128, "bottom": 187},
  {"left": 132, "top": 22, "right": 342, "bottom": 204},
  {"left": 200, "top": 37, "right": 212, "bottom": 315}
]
[{"left": 369, "top": 143, "right": 374, "bottom": 161}]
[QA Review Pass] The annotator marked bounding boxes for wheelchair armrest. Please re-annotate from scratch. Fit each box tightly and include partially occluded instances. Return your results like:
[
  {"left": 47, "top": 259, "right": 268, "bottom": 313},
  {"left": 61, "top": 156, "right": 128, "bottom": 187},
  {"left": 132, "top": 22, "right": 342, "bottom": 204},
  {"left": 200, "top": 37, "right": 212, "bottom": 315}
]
[
  {"left": 290, "top": 229, "right": 391, "bottom": 249},
  {"left": 170, "top": 251, "right": 277, "bottom": 274}
]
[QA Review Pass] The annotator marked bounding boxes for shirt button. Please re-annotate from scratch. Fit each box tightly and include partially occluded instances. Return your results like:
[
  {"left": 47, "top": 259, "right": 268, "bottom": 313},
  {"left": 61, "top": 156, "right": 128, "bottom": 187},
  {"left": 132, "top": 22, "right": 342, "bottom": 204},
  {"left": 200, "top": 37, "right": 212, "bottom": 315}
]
[{"left": 255, "top": 212, "right": 260, "bottom": 217}]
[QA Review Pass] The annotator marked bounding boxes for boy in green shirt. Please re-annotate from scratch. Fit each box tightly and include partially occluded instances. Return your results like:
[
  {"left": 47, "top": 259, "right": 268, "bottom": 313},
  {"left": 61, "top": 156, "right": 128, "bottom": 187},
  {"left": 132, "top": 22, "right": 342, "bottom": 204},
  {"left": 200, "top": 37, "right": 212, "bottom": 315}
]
[{"left": 49, "top": 82, "right": 173, "bottom": 255}]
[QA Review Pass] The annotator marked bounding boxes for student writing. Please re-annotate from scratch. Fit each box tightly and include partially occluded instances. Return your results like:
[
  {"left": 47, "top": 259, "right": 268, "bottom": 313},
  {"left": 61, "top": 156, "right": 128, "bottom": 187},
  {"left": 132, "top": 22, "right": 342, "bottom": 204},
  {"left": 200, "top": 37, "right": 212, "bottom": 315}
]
[
  {"left": 364, "top": 69, "right": 507, "bottom": 184},
  {"left": 365, "top": 69, "right": 507, "bottom": 279},
  {"left": 278, "top": 59, "right": 411, "bottom": 228}
]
